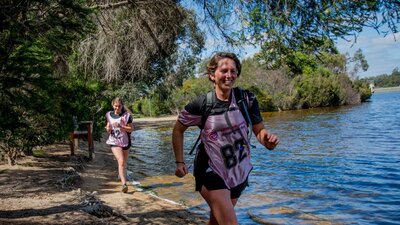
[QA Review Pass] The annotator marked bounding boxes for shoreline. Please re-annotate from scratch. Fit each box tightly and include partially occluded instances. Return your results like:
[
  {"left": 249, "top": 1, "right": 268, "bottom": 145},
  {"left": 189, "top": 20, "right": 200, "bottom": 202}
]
[
  {"left": 373, "top": 86, "right": 400, "bottom": 93},
  {"left": 131, "top": 115, "right": 177, "bottom": 122},
  {"left": 131, "top": 115, "right": 177, "bottom": 131}
]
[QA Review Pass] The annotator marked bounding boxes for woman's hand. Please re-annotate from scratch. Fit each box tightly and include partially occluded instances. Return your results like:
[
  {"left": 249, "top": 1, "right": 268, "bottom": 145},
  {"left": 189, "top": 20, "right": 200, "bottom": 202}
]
[
  {"left": 105, "top": 123, "right": 112, "bottom": 133},
  {"left": 253, "top": 123, "right": 279, "bottom": 150},
  {"left": 263, "top": 132, "right": 279, "bottom": 150},
  {"left": 120, "top": 123, "right": 133, "bottom": 133},
  {"left": 175, "top": 162, "right": 188, "bottom": 177}
]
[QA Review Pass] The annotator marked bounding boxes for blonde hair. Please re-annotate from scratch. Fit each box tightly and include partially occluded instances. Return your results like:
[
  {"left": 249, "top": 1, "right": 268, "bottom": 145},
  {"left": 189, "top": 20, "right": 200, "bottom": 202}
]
[{"left": 111, "top": 97, "right": 131, "bottom": 114}]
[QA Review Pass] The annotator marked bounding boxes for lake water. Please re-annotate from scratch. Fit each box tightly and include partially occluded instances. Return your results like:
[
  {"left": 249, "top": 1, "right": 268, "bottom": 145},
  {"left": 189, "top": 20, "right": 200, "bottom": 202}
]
[{"left": 128, "top": 91, "right": 400, "bottom": 225}]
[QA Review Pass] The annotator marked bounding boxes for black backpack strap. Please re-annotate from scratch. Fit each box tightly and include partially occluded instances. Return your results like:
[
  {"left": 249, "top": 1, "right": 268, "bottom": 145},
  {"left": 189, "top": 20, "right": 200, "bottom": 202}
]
[
  {"left": 234, "top": 87, "right": 251, "bottom": 125},
  {"left": 200, "top": 90, "right": 215, "bottom": 129},
  {"left": 190, "top": 90, "right": 214, "bottom": 155},
  {"left": 207, "top": 90, "right": 214, "bottom": 107},
  {"left": 189, "top": 131, "right": 201, "bottom": 155},
  {"left": 235, "top": 87, "right": 255, "bottom": 147}
]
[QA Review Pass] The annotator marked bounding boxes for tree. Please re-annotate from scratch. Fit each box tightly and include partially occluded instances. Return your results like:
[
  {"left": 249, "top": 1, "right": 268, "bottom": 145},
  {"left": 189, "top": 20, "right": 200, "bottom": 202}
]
[
  {"left": 192, "top": 0, "right": 399, "bottom": 68},
  {"left": 78, "top": 0, "right": 204, "bottom": 86},
  {"left": 347, "top": 49, "right": 369, "bottom": 79},
  {"left": 0, "top": 0, "right": 94, "bottom": 164},
  {"left": 361, "top": 68, "right": 400, "bottom": 87}
]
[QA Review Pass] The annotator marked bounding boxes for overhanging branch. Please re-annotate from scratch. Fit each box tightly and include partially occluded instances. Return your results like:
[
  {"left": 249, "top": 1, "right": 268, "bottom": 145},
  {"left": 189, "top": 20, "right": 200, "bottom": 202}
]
[{"left": 89, "top": 1, "right": 129, "bottom": 10}]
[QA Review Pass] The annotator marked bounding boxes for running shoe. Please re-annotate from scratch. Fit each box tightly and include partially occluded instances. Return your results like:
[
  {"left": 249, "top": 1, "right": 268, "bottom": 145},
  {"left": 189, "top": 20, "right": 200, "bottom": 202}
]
[{"left": 121, "top": 184, "right": 128, "bottom": 193}]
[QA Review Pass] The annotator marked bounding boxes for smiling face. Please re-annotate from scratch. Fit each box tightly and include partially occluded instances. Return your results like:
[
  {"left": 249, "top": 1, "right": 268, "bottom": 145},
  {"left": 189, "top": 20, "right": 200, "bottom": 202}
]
[
  {"left": 112, "top": 100, "right": 123, "bottom": 115},
  {"left": 209, "top": 58, "right": 238, "bottom": 93}
]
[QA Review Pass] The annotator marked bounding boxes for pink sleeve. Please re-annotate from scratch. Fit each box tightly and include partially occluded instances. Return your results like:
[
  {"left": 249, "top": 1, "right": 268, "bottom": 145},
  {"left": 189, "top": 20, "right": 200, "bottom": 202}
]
[{"left": 178, "top": 109, "right": 202, "bottom": 127}]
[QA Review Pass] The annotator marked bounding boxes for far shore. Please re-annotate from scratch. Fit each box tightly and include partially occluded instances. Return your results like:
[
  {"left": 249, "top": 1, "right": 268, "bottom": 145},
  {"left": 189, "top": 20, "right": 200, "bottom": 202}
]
[
  {"left": 131, "top": 115, "right": 177, "bottom": 131},
  {"left": 374, "top": 86, "right": 400, "bottom": 93},
  {"left": 132, "top": 115, "right": 177, "bottom": 122}
]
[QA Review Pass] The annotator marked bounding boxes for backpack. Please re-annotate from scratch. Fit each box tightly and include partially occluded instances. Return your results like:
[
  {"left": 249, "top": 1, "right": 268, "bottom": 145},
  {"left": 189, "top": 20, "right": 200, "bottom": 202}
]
[{"left": 189, "top": 87, "right": 253, "bottom": 155}]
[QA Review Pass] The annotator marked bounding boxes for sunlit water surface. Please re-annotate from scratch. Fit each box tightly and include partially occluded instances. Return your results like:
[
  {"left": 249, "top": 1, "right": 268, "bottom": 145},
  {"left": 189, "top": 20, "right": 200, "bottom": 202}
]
[{"left": 128, "top": 92, "right": 400, "bottom": 225}]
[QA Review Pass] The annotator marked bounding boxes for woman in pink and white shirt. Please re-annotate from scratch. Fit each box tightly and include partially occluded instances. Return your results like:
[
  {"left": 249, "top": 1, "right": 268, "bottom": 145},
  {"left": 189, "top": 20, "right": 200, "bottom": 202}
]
[{"left": 105, "top": 97, "right": 133, "bottom": 193}]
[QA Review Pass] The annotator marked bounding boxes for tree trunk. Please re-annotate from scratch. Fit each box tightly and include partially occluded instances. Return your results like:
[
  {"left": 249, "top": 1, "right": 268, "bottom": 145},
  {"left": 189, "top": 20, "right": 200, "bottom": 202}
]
[{"left": 6, "top": 148, "right": 19, "bottom": 166}]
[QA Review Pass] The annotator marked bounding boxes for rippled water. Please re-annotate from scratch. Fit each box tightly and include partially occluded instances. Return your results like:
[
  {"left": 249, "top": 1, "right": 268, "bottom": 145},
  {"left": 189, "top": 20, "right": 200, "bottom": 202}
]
[{"left": 128, "top": 91, "right": 400, "bottom": 225}]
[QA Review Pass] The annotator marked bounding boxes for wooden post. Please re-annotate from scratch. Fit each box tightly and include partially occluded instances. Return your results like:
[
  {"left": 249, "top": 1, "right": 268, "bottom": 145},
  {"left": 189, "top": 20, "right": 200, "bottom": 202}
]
[
  {"left": 69, "top": 120, "right": 94, "bottom": 160},
  {"left": 70, "top": 132, "right": 75, "bottom": 156},
  {"left": 81, "top": 121, "right": 94, "bottom": 160},
  {"left": 87, "top": 122, "right": 93, "bottom": 160}
]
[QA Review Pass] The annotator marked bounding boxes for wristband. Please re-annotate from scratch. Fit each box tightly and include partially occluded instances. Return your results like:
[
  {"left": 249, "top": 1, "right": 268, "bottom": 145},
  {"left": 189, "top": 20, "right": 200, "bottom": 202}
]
[{"left": 175, "top": 161, "right": 185, "bottom": 164}]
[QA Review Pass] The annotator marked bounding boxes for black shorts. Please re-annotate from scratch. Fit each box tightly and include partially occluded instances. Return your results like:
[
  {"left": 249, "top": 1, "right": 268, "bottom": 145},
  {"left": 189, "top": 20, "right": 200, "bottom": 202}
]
[
  {"left": 195, "top": 170, "right": 248, "bottom": 199},
  {"left": 110, "top": 143, "right": 131, "bottom": 150}
]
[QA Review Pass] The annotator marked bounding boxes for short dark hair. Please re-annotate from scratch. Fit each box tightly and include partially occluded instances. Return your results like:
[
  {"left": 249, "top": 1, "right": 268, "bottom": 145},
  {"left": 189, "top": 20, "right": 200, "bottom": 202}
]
[{"left": 206, "top": 52, "right": 241, "bottom": 78}]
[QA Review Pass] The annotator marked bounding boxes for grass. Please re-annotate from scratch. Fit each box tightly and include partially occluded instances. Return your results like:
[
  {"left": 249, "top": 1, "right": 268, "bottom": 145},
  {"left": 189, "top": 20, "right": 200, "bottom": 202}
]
[{"left": 33, "top": 149, "right": 47, "bottom": 157}]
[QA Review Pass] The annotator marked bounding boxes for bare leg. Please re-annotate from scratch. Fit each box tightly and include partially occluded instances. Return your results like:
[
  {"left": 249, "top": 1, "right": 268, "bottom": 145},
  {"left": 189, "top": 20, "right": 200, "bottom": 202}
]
[
  {"left": 122, "top": 149, "right": 129, "bottom": 181},
  {"left": 111, "top": 147, "right": 128, "bottom": 185},
  {"left": 200, "top": 186, "right": 238, "bottom": 225},
  {"left": 208, "top": 198, "right": 238, "bottom": 225}
]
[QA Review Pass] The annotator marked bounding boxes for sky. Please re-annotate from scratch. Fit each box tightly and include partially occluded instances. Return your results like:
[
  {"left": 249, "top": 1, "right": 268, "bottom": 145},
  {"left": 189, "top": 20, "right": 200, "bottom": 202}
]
[{"left": 336, "top": 27, "right": 400, "bottom": 78}]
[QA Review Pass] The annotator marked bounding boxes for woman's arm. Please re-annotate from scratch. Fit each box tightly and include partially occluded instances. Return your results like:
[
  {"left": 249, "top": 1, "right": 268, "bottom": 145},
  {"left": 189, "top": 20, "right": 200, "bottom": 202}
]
[
  {"left": 105, "top": 122, "right": 112, "bottom": 134},
  {"left": 120, "top": 114, "right": 133, "bottom": 133},
  {"left": 252, "top": 122, "right": 279, "bottom": 150},
  {"left": 172, "top": 121, "right": 189, "bottom": 177},
  {"left": 121, "top": 122, "right": 133, "bottom": 133}
]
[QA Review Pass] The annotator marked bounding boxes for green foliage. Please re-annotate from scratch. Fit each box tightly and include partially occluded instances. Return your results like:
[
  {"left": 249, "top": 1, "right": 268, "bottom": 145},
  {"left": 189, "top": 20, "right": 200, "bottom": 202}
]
[
  {"left": 131, "top": 100, "right": 143, "bottom": 116},
  {"left": 274, "top": 91, "right": 299, "bottom": 110},
  {"left": 131, "top": 94, "right": 163, "bottom": 117},
  {"left": 143, "top": 97, "right": 158, "bottom": 117},
  {"left": 0, "top": 74, "right": 61, "bottom": 157},
  {"left": 294, "top": 70, "right": 346, "bottom": 108},
  {"left": 130, "top": 84, "right": 175, "bottom": 117},
  {"left": 0, "top": 0, "right": 94, "bottom": 163},
  {"left": 237, "top": 58, "right": 296, "bottom": 111},
  {"left": 57, "top": 77, "right": 109, "bottom": 141},
  {"left": 347, "top": 49, "right": 370, "bottom": 79},
  {"left": 353, "top": 79, "right": 372, "bottom": 102},
  {"left": 0, "top": 40, "right": 62, "bottom": 156},
  {"left": 285, "top": 52, "right": 318, "bottom": 76},
  {"left": 318, "top": 52, "right": 347, "bottom": 75},
  {"left": 353, "top": 49, "right": 369, "bottom": 72},
  {"left": 169, "top": 76, "right": 211, "bottom": 114},
  {"left": 74, "top": 2, "right": 205, "bottom": 119},
  {"left": 246, "top": 86, "right": 275, "bottom": 112}
]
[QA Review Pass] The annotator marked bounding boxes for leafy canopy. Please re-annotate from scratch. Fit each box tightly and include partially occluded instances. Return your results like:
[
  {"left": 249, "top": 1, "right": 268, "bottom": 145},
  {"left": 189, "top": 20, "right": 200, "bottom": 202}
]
[{"left": 192, "top": 0, "right": 399, "bottom": 68}]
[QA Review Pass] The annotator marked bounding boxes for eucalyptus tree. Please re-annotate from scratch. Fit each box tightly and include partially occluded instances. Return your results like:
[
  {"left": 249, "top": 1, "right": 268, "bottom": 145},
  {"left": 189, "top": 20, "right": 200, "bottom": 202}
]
[{"left": 347, "top": 49, "right": 370, "bottom": 80}]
